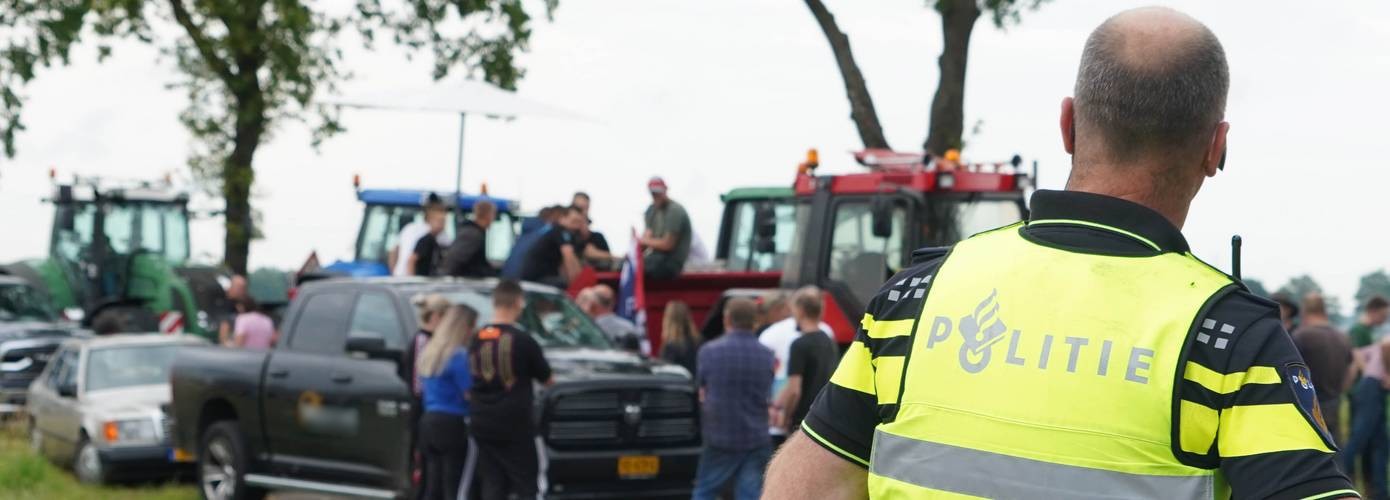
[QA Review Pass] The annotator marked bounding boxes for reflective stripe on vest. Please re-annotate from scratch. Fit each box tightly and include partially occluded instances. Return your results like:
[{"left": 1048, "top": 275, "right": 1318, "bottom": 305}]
[
  {"left": 871, "top": 430, "right": 1213, "bottom": 499},
  {"left": 867, "top": 222, "right": 1234, "bottom": 499}
]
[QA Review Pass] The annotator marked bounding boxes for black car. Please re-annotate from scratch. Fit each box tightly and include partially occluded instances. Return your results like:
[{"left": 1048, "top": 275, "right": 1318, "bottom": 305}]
[
  {"left": 169, "top": 277, "right": 699, "bottom": 500},
  {"left": 1, "top": 276, "right": 86, "bottom": 413}
]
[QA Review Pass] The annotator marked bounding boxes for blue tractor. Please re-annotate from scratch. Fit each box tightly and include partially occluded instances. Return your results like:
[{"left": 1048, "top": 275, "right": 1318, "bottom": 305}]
[{"left": 324, "top": 187, "right": 522, "bottom": 277}]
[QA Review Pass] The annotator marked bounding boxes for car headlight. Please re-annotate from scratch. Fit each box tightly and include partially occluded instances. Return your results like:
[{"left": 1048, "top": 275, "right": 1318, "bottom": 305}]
[{"left": 102, "top": 419, "right": 157, "bottom": 443}]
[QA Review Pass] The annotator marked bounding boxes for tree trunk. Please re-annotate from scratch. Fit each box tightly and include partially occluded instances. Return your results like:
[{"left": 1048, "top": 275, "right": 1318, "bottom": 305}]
[
  {"left": 804, "top": 0, "right": 890, "bottom": 150},
  {"left": 221, "top": 0, "right": 268, "bottom": 276},
  {"left": 923, "top": 0, "right": 980, "bottom": 156},
  {"left": 223, "top": 80, "right": 266, "bottom": 276}
]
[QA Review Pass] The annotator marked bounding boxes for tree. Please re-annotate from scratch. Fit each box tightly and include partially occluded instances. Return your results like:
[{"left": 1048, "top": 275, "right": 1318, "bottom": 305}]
[
  {"left": 1356, "top": 269, "right": 1390, "bottom": 311},
  {"left": 1, "top": 0, "right": 555, "bottom": 274},
  {"left": 1243, "top": 278, "right": 1269, "bottom": 298},
  {"left": 801, "top": 0, "right": 1044, "bottom": 154},
  {"left": 923, "top": 0, "right": 1046, "bottom": 156},
  {"left": 1277, "top": 274, "right": 1345, "bottom": 325},
  {"left": 803, "top": 0, "right": 890, "bottom": 149}
]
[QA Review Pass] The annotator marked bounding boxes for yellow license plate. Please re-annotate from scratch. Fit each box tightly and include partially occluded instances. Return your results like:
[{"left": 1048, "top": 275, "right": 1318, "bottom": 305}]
[{"left": 617, "top": 455, "right": 659, "bottom": 478}]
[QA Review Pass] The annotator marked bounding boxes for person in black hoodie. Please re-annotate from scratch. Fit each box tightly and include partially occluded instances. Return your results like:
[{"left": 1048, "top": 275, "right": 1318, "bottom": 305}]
[
  {"left": 439, "top": 200, "right": 498, "bottom": 278},
  {"left": 469, "top": 280, "right": 553, "bottom": 500}
]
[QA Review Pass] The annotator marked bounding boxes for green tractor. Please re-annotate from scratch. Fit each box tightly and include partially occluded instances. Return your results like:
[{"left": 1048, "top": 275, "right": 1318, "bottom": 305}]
[{"left": 1, "top": 178, "right": 225, "bottom": 337}]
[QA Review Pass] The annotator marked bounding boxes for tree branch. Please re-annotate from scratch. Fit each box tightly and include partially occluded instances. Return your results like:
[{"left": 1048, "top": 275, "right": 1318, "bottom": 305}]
[
  {"left": 167, "top": 0, "right": 236, "bottom": 84},
  {"left": 804, "top": 0, "right": 890, "bottom": 150}
]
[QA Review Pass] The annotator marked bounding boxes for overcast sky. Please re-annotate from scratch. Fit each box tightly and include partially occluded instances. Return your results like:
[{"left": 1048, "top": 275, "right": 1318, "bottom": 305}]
[{"left": 1, "top": 0, "right": 1387, "bottom": 311}]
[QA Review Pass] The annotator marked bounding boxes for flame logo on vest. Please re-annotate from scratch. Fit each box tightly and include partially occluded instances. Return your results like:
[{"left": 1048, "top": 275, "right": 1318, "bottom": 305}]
[{"left": 958, "top": 290, "right": 1010, "bottom": 373}]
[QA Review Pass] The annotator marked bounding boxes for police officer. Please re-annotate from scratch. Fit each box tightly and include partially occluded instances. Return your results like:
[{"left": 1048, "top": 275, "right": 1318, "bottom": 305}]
[{"left": 764, "top": 7, "right": 1357, "bottom": 500}]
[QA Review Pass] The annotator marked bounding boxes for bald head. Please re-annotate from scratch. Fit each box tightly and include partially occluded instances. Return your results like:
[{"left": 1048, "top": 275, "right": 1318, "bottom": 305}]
[
  {"left": 1064, "top": 7, "right": 1230, "bottom": 226},
  {"left": 1075, "top": 7, "right": 1227, "bottom": 159}
]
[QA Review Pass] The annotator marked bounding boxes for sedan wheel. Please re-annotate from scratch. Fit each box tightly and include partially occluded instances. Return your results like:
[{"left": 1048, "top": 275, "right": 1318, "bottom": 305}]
[
  {"left": 201, "top": 437, "right": 238, "bottom": 500},
  {"left": 74, "top": 439, "right": 106, "bottom": 484}
]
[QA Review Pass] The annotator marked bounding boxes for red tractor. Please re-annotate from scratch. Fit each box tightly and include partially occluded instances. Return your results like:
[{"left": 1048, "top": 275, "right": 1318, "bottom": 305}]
[{"left": 596, "top": 149, "right": 1033, "bottom": 350}]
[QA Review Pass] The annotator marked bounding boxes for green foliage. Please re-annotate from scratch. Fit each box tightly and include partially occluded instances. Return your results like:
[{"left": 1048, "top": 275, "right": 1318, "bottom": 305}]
[
  {"left": 1276, "top": 274, "right": 1323, "bottom": 299},
  {"left": 0, "top": 420, "right": 193, "bottom": 499},
  {"left": 0, "top": 448, "right": 48, "bottom": 491},
  {"left": 1, "top": 0, "right": 556, "bottom": 271},
  {"left": 1243, "top": 277, "right": 1269, "bottom": 298},
  {"left": 1277, "top": 274, "right": 1345, "bottom": 324},
  {"left": 1356, "top": 269, "right": 1390, "bottom": 311},
  {"left": 933, "top": 0, "right": 1049, "bottom": 29}
]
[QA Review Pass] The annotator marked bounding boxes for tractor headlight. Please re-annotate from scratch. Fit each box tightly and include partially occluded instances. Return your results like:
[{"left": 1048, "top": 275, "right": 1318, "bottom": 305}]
[{"left": 103, "top": 419, "right": 157, "bottom": 444}]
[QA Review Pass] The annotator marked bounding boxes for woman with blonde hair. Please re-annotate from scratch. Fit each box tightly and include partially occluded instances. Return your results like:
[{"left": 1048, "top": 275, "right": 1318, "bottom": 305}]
[
  {"left": 411, "top": 294, "right": 453, "bottom": 397},
  {"left": 417, "top": 304, "right": 479, "bottom": 500},
  {"left": 659, "top": 300, "right": 701, "bottom": 377}
]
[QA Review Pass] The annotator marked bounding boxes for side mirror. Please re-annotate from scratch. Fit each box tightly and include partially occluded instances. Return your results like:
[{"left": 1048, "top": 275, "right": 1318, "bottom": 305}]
[
  {"left": 57, "top": 382, "right": 77, "bottom": 398},
  {"left": 753, "top": 204, "right": 777, "bottom": 239},
  {"left": 871, "top": 199, "right": 894, "bottom": 239},
  {"left": 752, "top": 203, "right": 777, "bottom": 255}
]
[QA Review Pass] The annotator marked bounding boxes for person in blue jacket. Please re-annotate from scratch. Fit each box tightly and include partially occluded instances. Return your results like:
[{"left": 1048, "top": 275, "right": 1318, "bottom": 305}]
[{"left": 417, "top": 304, "right": 479, "bottom": 500}]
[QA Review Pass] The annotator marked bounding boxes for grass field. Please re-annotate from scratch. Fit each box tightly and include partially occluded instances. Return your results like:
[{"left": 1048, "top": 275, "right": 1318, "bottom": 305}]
[{"left": 0, "top": 417, "right": 196, "bottom": 500}]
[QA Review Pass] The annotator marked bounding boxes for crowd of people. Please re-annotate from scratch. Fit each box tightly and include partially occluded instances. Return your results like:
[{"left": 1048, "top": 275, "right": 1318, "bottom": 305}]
[
  {"left": 644, "top": 286, "right": 839, "bottom": 500},
  {"left": 389, "top": 177, "right": 694, "bottom": 289},
  {"left": 398, "top": 276, "right": 839, "bottom": 500},
  {"left": 409, "top": 279, "right": 554, "bottom": 500},
  {"left": 1285, "top": 293, "right": 1390, "bottom": 497}
]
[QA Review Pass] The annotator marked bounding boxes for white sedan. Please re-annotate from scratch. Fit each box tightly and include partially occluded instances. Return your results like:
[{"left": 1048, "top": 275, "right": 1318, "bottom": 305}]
[{"left": 26, "top": 334, "right": 206, "bottom": 483}]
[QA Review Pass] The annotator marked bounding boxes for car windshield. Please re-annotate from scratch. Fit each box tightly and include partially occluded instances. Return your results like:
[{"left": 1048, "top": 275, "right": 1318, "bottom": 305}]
[
  {"left": 85, "top": 344, "right": 180, "bottom": 392},
  {"left": 52, "top": 202, "right": 190, "bottom": 265},
  {"left": 724, "top": 198, "right": 798, "bottom": 272},
  {"left": 433, "top": 289, "right": 612, "bottom": 349},
  {"left": 0, "top": 283, "right": 58, "bottom": 322},
  {"left": 357, "top": 205, "right": 518, "bottom": 265}
]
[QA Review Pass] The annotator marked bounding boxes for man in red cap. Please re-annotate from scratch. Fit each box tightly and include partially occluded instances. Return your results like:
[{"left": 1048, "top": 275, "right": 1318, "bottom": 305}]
[{"left": 640, "top": 176, "right": 691, "bottom": 279}]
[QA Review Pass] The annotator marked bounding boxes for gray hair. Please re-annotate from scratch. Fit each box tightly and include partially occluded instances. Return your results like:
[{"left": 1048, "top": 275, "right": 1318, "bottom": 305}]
[{"left": 1074, "top": 11, "right": 1228, "bottom": 162}]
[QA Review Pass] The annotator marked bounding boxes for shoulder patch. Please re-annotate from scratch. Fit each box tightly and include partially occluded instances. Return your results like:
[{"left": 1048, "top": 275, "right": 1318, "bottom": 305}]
[{"left": 1283, "top": 362, "right": 1335, "bottom": 446}]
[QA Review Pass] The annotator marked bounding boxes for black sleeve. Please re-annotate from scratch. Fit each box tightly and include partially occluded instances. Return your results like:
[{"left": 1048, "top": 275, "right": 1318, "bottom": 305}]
[
  {"left": 787, "top": 336, "right": 809, "bottom": 378},
  {"left": 1177, "top": 291, "right": 1356, "bottom": 500},
  {"left": 801, "top": 249, "right": 950, "bottom": 468},
  {"left": 590, "top": 232, "right": 610, "bottom": 252},
  {"left": 413, "top": 234, "right": 435, "bottom": 255},
  {"left": 527, "top": 335, "right": 552, "bottom": 383},
  {"left": 412, "top": 235, "right": 438, "bottom": 275}
]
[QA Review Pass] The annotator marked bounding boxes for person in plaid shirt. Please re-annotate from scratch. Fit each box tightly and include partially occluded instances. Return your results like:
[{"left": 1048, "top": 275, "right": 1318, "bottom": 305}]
[{"left": 694, "top": 297, "right": 775, "bottom": 500}]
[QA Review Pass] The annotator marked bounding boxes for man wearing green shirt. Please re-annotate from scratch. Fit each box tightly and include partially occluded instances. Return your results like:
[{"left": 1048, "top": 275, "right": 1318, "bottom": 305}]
[
  {"left": 641, "top": 177, "right": 692, "bottom": 279},
  {"left": 1351, "top": 296, "right": 1390, "bottom": 348}
]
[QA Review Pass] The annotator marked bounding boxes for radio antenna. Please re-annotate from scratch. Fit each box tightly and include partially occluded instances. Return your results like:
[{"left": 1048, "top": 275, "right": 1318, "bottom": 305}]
[{"left": 1231, "top": 235, "right": 1242, "bottom": 281}]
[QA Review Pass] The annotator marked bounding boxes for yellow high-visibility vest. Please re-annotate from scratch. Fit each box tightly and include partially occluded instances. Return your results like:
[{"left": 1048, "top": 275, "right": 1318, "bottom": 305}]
[{"left": 868, "top": 222, "right": 1234, "bottom": 499}]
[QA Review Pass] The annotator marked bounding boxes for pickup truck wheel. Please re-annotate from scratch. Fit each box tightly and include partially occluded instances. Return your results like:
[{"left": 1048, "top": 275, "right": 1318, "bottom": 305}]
[
  {"left": 73, "top": 437, "right": 106, "bottom": 484},
  {"left": 199, "top": 422, "right": 265, "bottom": 500}
]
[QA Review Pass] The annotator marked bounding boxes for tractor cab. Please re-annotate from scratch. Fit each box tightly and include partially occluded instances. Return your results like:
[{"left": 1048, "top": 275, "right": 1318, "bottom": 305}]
[
  {"left": 326, "top": 182, "right": 522, "bottom": 277},
  {"left": 782, "top": 149, "right": 1030, "bottom": 334},
  {"left": 715, "top": 187, "right": 798, "bottom": 273}
]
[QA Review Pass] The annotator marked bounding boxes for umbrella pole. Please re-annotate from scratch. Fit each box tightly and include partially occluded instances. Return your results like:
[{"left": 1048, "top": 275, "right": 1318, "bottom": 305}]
[{"left": 454, "top": 112, "right": 467, "bottom": 223}]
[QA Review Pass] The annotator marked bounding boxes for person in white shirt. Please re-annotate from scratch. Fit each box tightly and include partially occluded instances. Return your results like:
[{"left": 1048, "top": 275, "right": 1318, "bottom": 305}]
[{"left": 391, "top": 196, "right": 451, "bottom": 276}]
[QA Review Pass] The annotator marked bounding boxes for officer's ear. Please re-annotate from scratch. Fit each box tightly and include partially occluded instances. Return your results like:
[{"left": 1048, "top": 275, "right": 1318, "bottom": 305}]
[
  {"left": 1060, "top": 97, "right": 1076, "bottom": 155},
  {"left": 1203, "top": 121, "right": 1230, "bottom": 178}
]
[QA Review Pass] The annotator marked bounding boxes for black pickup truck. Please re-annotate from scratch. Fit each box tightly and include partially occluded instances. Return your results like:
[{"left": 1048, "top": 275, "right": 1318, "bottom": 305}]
[{"left": 169, "top": 277, "right": 699, "bottom": 500}]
